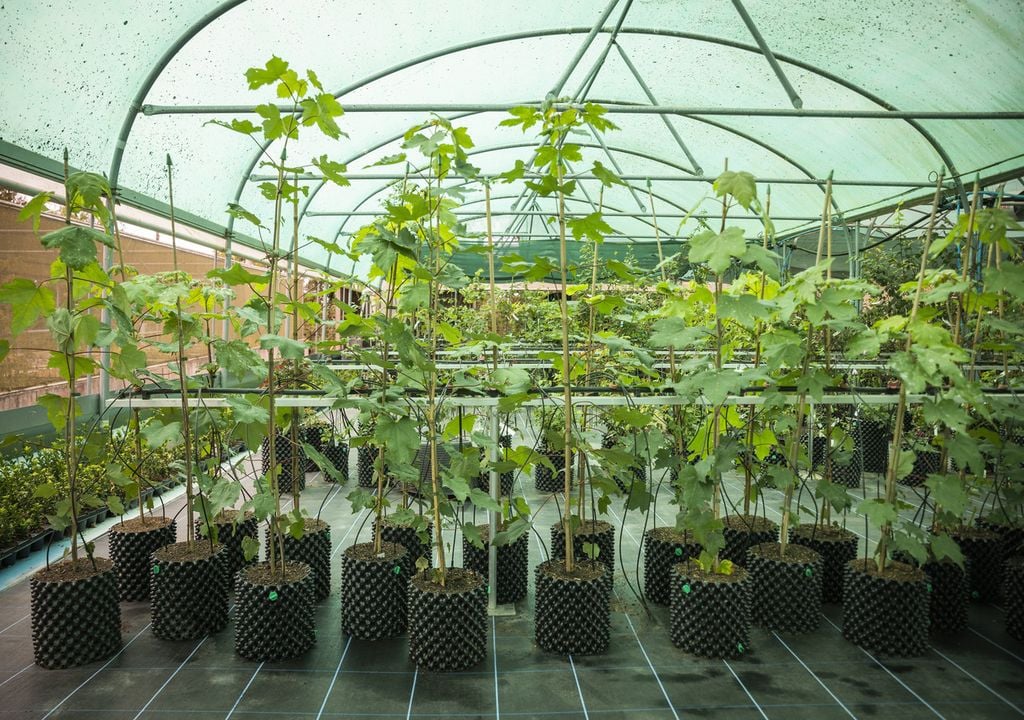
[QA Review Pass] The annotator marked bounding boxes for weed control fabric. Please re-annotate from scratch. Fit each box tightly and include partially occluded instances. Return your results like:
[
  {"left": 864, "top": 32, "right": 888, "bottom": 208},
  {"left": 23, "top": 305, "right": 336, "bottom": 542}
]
[
  {"left": 234, "top": 562, "right": 315, "bottom": 662},
  {"left": 150, "top": 543, "right": 229, "bottom": 641},
  {"left": 643, "top": 527, "right": 701, "bottom": 605},
  {"left": 30, "top": 558, "right": 121, "bottom": 669},
  {"left": 280, "top": 520, "right": 331, "bottom": 602},
  {"left": 408, "top": 568, "right": 487, "bottom": 672},
  {"left": 462, "top": 524, "right": 529, "bottom": 604},
  {"left": 341, "top": 542, "right": 411, "bottom": 640},
  {"left": 788, "top": 524, "right": 857, "bottom": 604},
  {"left": 109, "top": 517, "right": 176, "bottom": 601},
  {"left": 842, "top": 559, "right": 928, "bottom": 656},
  {"left": 670, "top": 562, "right": 752, "bottom": 659},
  {"left": 535, "top": 559, "right": 611, "bottom": 655},
  {"left": 747, "top": 542, "right": 822, "bottom": 633}
]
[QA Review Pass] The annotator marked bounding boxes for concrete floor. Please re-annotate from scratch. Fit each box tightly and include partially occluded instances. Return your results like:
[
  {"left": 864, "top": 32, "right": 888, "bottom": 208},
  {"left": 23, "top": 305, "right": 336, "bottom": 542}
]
[{"left": 0, "top": 450, "right": 1021, "bottom": 720}]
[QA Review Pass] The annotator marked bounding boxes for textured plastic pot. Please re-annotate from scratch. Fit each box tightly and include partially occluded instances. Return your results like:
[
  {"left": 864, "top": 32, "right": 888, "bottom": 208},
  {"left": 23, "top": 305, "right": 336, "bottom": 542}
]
[
  {"left": 789, "top": 524, "right": 857, "bottom": 604},
  {"left": 234, "top": 561, "right": 315, "bottom": 662},
  {"left": 109, "top": 516, "right": 177, "bottom": 601},
  {"left": 950, "top": 527, "right": 1003, "bottom": 603},
  {"left": 1004, "top": 556, "right": 1024, "bottom": 642},
  {"left": 374, "top": 516, "right": 432, "bottom": 569},
  {"left": 534, "top": 450, "right": 574, "bottom": 493},
  {"left": 827, "top": 456, "right": 862, "bottom": 488},
  {"left": 896, "top": 447, "right": 940, "bottom": 488},
  {"left": 550, "top": 520, "right": 615, "bottom": 583},
  {"left": 261, "top": 432, "right": 304, "bottom": 494},
  {"left": 478, "top": 469, "right": 515, "bottom": 497},
  {"left": 195, "top": 510, "right": 258, "bottom": 580},
  {"left": 924, "top": 559, "right": 969, "bottom": 633},
  {"left": 842, "top": 559, "right": 928, "bottom": 656},
  {"left": 278, "top": 519, "right": 331, "bottom": 602},
  {"left": 408, "top": 568, "right": 487, "bottom": 671},
  {"left": 670, "top": 561, "right": 752, "bottom": 659},
  {"left": 643, "top": 527, "right": 701, "bottom": 605},
  {"left": 322, "top": 441, "right": 349, "bottom": 483},
  {"left": 535, "top": 559, "right": 611, "bottom": 655},
  {"left": 30, "top": 557, "right": 121, "bottom": 669},
  {"left": 357, "top": 446, "right": 383, "bottom": 489},
  {"left": 462, "top": 523, "right": 529, "bottom": 604},
  {"left": 976, "top": 516, "right": 1024, "bottom": 561},
  {"left": 747, "top": 542, "right": 822, "bottom": 632},
  {"left": 858, "top": 419, "right": 890, "bottom": 474},
  {"left": 341, "top": 542, "right": 411, "bottom": 640},
  {"left": 150, "top": 542, "right": 229, "bottom": 641},
  {"left": 721, "top": 515, "right": 778, "bottom": 566}
]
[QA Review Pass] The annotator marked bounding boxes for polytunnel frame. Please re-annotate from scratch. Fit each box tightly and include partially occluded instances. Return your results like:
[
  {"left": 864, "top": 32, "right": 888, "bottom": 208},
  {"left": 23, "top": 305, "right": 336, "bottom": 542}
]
[{"left": 101, "top": 12, "right": 978, "bottom": 270}]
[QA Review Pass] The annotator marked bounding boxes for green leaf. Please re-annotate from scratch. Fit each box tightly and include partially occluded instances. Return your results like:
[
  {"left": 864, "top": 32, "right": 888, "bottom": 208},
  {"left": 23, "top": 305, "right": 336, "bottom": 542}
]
[
  {"left": 741, "top": 244, "right": 780, "bottom": 279},
  {"left": 302, "top": 442, "right": 345, "bottom": 483},
  {"left": 856, "top": 497, "right": 898, "bottom": 528},
  {"left": 491, "top": 367, "right": 532, "bottom": 395},
  {"left": 930, "top": 533, "right": 964, "bottom": 565},
  {"left": 469, "top": 488, "right": 501, "bottom": 513},
  {"left": 209, "top": 263, "right": 270, "bottom": 286},
  {"left": 591, "top": 160, "right": 623, "bottom": 187},
  {"left": 649, "top": 317, "right": 705, "bottom": 349},
  {"left": 33, "top": 483, "right": 58, "bottom": 499},
  {"left": 925, "top": 473, "right": 968, "bottom": 517},
  {"left": 300, "top": 93, "right": 346, "bottom": 139},
  {"left": 717, "top": 293, "right": 764, "bottom": 328},
  {"left": 106, "top": 495, "right": 125, "bottom": 517},
  {"left": 141, "top": 421, "right": 183, "bottom": 451},
  {"left": 0, "top": 278, "right": 56, "bottom": 335},
  {"left": 688, "top": 228, "right": 746, "bottom": 275},
  {"left": 463, "top": 523, "right": 484, "bottom": 549},
  {"left": 242, "top": 536, "right": 261, "bottom": 562},
  {"left": 17, "top": 192, "right": 53, "bottom": 233},
  {"left": 713, "top": 171, "right": 757, "bottom": 210},
  {"left": 259, "top": 334, "right": 306, "bottom": 359},
  {"left": 397, "top": 283, "right": 429, "bottom": 314},
  {"left": 582, "top": 542, "right": 600, "bottom": 560},
  {"left": 38, "top": 392, "right": 79, "bottom": 432},
  {"left": 215, "top": 340, "right": 268, "bottom": 380},
  {"left": 312, "top": 155, "right": 349, "bottom": 186},
  {"left": 225, "top": 203, "right": 263, "bottom": 228},
  {"left": 375, "top": 417, "right": 420, "bottom": 466},
  {"left": 566, "top": 211, "right": 614, "bottom": 243},
  {"left": 41, "top": 225, "right": 113, "bottom": 270},
  {"left": 891, "top": 531, "right": 928, "bottom": 565}
]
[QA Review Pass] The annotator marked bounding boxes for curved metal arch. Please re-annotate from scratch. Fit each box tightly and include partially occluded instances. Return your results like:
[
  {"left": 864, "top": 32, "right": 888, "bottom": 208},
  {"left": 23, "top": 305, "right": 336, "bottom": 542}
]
[
  {"left": 112, "top": 21, "right": 965, "bottom": 256},
  {"left": 322, "top": 140, "right": 713, "bottom": 248},
  {"left": 223, "top": 24, "right": 952, "bottom": 247},
  {"left": 108, "top": 0, "right": 248, "bottom": 192}
]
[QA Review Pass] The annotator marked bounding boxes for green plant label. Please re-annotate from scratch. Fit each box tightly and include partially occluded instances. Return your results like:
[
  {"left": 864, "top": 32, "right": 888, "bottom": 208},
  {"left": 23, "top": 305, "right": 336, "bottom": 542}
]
[
  {"left": 151, "top": 565, "right": 160, "bottom": 575},
  {"left": 737, "top": 642, "right": 745, "bottom": 653},
  {"left": 674, "top": 547, "right": 683, "bottom": 556},
  {"left": 682, "top": 583, "right": 691, "bottom": 594},
  {"left": 804, "top": 567, "right": 813, "bottom": 577},
  {"left": 927, "top": 583, "right": 933, "bottom": 593},
  {"left": 268, "top": 590, "right": 279, "bottom": 602},
  {"left": 393, "top": 565, "right": 402, "bottom": 575}
]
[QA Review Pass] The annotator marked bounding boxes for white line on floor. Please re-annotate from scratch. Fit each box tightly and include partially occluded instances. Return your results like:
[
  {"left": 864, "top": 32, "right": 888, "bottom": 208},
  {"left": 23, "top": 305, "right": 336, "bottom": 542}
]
[
  {"left": 0, "top": 663, "right": 32, "bottom": 690},
  {"left": 41, "top": 621, "right": 152, "bottom": 720},
  {"left": 405, "top": 666, "right": 419, "bottom": 720},
  {"left": 315, "top": 636, "right": 353, "bottom": 720},
  {"left": 622, "top": 612, "right": 680, "bottom": 720},
  {"left": 822, "top": 616, "right": 946, "bottom": 720},
  {"left": 0, "top": 613, "right": 29, "bottom": 635},
  {"left": 130, "top": 636, "right": 207, "bottom": 720},
  {"left": 772, "top": 631, "right": 857, "bottom": 719},
  {"left": 568, "top": 654, "right": 590, "bottom": 720},
  {"left": 931, "top": 646, "right": 1024, "bottom": 716},
  {"left": 968, "top": 627, "right": 1024, "bottom": 664},
  {"left": 224, "top": 661, "right": 263, "bottom": 720},
  {"left": 724, "top": 658, "right": 770, "bottom": 720}
]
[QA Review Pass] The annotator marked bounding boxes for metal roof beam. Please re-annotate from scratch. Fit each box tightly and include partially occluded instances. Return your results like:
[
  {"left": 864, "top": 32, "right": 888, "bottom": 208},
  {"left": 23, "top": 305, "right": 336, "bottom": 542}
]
[
  {"left": 729, "top": 0, "right": 803, "bottom": 109},
  {"left": 141, "top": 103, "right": 1024, "bottom": 120}
]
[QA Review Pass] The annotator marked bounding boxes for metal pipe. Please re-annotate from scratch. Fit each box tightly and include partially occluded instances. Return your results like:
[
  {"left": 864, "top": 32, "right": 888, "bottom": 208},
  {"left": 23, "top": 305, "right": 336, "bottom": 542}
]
[
  {"left": 613, "top": 42, "right": 704, "bottom": 173},
  {"left": 141, "top": 103, "right": 1024, "bottom": 120},
  {"left": 248, "top": 171, "right": 946, "bottom": 188},
  {"left": 729, "top": 0, "right": 803, "bottom": 109},
  {"left": 310, "top": 209, "right": 820, "bottom": 220}
]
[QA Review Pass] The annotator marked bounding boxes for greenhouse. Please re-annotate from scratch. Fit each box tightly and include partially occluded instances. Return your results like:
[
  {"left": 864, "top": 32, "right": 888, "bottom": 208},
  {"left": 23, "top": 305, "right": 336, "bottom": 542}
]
[{"left": 1, "top": 1, "right": 1023, "bottom": 718}]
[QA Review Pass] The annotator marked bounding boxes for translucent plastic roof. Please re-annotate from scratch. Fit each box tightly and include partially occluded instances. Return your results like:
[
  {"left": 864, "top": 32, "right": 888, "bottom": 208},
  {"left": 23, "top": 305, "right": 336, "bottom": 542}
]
[{"left": 1, "top": 0, "right": 1022, "bottom": 277}]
